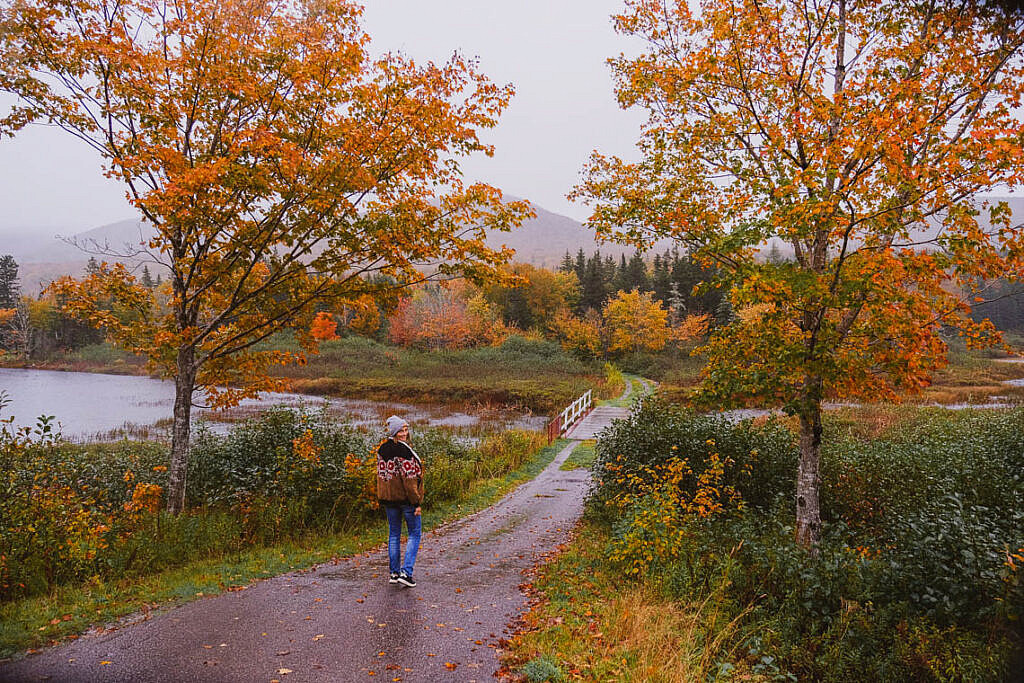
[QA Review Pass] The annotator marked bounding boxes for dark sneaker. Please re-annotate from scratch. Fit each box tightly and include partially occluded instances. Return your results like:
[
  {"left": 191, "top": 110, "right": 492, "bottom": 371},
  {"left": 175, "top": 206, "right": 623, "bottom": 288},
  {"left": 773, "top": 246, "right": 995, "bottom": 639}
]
[
  {"left": 397, "top": 572, "right": 416, "bottom": 587},
  {"left": 389, "top": 572, "right": 399, "bottom": 584}
]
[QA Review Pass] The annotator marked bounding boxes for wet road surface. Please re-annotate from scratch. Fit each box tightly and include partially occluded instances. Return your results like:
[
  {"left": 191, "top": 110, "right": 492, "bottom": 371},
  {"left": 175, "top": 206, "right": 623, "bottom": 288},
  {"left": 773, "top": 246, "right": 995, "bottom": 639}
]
[{"left": 1, "top": 440, "right": 590, "bottom": 683}]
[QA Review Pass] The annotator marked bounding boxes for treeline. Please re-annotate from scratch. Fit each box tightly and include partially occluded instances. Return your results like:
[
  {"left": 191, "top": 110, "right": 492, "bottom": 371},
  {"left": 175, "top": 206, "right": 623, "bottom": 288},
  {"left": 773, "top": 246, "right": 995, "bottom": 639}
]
[
  {"left": 557, "top": 248, "right": 726, "bottom": 322},
  {"left": 0, "top": 256, "right": 154, "bottom": 361},
  {"left": 304, "top": 249, "right": 727, "bottom": 359},
  {"left": 2, "top": 249, "right": 725, "bottom": 363}
]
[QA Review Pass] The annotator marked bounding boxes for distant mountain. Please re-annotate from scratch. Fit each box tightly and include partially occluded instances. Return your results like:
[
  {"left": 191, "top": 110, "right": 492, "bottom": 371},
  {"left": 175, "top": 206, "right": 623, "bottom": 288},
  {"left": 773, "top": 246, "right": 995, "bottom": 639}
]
[
  {"left": 486, "top": 197, "right": 667, "bottom": 268},
  {"left": 5, "top": 195, "right": 1023, "bottom": 293},
  {"left": 4, "top": 201, "right": 648, "bottom": 291},
  {"left": 4, "top": 219, "right": 156, "bottom": 294}
]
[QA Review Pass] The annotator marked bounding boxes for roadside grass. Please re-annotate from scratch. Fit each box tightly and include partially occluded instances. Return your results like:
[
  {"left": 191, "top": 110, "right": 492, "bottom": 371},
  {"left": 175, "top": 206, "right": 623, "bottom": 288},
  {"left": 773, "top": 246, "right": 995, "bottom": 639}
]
[
  {"left": 502, "top": 519, "right": 754, "bottom": 683},
  {"left": 598, "top": 373, "right": 655, "bottom": 410},
  {"left": 599, "top": 377, "right": 633, "bottom": 408},
  {"left": 559, "top": 441, "right": 596, "bottom": 471},
  {"left": 0, "top": 439, "right": 567, "bottom": 659}
]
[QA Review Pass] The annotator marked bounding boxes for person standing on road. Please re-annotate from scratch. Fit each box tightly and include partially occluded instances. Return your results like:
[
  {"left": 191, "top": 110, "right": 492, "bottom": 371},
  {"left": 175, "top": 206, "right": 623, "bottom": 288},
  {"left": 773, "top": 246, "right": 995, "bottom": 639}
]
[{"left": 377, "top": 415, "right": 423, "bottom": 587}]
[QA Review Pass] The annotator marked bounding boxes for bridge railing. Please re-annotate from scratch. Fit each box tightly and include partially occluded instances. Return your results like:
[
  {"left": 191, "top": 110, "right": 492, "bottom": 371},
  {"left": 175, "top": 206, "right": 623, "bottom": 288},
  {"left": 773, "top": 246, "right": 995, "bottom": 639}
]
[{"left": 545, "top": 389, "right": 593, "bottom": 443}]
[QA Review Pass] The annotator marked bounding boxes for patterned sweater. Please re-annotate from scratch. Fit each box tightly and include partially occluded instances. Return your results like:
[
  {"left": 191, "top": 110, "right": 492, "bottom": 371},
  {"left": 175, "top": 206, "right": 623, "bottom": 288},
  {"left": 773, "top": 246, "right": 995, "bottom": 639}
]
[{"left": 376, "top": 439, "right": 424, "bottom": 506}]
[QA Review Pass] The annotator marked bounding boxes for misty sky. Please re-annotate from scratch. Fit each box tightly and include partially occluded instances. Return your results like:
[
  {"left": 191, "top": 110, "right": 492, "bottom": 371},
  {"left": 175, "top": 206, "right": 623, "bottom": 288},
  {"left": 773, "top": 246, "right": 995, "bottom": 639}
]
[{"left": 0, "top": 0, "right": 644, "bottom": 237}]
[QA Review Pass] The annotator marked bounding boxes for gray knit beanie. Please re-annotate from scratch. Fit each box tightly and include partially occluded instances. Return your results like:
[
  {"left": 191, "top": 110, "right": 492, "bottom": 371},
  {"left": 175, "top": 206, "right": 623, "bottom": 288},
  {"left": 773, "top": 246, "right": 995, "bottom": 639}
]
[{"left": 385, "top": 415, "right": 408, "bottom": 438}]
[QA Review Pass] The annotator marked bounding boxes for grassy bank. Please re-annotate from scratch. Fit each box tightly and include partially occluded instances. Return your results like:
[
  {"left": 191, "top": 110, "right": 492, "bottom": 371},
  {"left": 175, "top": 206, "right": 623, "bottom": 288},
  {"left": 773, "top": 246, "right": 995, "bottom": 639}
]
[
  {"left": 269, "top": 334, "right": 611, "bottom": 413},
  {"left": 0, "top": 403, "right": 565, "bottom": 658},
  {"left": 1, "top": 335, "right": 611, "bottom": 414},
  {"left": 0, "top": 343, "right": 147, "bottom": 375},
  {"left": 655, "top": 343, "right": 1024, "bottom": 407},
  {"left": 505, "top": 401, "right": 1024, "bottom": 682},
  {"left": 8, "top": 334, "right": 1023, "bottom": 412}
]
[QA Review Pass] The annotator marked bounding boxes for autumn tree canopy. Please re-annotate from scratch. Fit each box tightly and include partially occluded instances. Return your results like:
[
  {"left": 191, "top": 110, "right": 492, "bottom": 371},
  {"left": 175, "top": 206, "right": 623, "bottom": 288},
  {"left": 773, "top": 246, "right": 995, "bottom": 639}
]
[
  {"left": 388, "top": 281, "right": 507, "bottom": 350},
  {"left": 575, "top": 0, "right": 1024, "bottom": 545},
  {"left": 603, "top": 289, "right": 670, "bottom": 354},
  {"left": 0, "top": 0, "right": 530, "bottom": 512}
]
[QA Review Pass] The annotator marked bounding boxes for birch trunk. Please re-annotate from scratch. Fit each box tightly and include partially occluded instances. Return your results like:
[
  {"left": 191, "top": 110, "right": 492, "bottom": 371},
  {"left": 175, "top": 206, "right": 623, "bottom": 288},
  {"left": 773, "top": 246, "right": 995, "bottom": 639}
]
[
  {"left": 795, "top": 401, "right": 823, "bottom": 549},
  {"left": 167, "top": 345, "right": 196, "bottom": 515}
]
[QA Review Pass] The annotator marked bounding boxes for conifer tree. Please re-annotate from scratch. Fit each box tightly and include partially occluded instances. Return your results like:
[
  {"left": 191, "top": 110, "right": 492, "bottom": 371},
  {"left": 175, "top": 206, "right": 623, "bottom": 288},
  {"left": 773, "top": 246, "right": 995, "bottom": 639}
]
[{"left": 0, "top": 255, "right": 19, "bottom": 309}]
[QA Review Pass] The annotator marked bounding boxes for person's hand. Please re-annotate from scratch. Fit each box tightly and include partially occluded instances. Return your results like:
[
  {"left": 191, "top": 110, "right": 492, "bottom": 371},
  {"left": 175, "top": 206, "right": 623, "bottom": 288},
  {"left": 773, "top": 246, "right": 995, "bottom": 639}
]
[{"left": 414, "top": 506, "right": 422, "bottom": 516}]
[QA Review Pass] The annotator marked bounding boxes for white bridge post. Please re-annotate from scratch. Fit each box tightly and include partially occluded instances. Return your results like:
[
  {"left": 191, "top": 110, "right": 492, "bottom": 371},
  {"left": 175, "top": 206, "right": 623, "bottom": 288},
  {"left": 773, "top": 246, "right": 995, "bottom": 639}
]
[{"left": 557, "top": 389, "right": 593, "bottom": 437}]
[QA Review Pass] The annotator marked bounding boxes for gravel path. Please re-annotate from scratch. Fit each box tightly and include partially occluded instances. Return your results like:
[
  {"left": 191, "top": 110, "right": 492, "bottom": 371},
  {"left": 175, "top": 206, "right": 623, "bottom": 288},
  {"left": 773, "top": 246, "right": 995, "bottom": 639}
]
[{"left": 1, "top": 440, "right": 590, "bottom": 683}]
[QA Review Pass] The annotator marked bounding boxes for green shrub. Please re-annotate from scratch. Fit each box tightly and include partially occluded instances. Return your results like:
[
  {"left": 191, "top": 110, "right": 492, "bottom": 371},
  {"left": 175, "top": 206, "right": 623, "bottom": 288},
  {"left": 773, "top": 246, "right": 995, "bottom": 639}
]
[
  {"left": 1, "top": 404, "right": 549, "bottom": 604},
  {"left": 521, "top": 655, "right": 563, "bottom": 682},
  {"left": 591, "top": 397, "right": 797, "bottom": 513},
  {"left": 589, "top": 404, "right": 1024, "bottom": 680},
  {"left": 66, "top": 343, "right": 138, "bottom": 367},
  {"left": 188, "top": 406, "right": 370, "bottom": 514}
]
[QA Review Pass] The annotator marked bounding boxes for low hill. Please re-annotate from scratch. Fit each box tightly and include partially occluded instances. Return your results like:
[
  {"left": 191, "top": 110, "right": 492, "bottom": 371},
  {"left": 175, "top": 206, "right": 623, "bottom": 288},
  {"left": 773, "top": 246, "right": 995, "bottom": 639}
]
[
  {"left": 5, "top": 196, "right": 1022, "bottom": 292},
  {"left": 5, "top": 200, "right": 648, "bottom": 291}
]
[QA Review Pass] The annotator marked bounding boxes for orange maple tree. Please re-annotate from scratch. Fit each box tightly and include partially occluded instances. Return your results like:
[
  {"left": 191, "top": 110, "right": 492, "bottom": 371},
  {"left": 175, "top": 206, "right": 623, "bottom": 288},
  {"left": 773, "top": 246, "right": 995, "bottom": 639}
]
[
  {"left": 309, "top": 312, "right": 339, "bottom": 342},
  {"left": 575, "top": 0, "right": 1024, "bottom": 545},
  {"left": 1, "top": 0, "right": 530, "bottom": 512},
  {"left": 388, "top": 281, "right": 507, "bottom": 349}
]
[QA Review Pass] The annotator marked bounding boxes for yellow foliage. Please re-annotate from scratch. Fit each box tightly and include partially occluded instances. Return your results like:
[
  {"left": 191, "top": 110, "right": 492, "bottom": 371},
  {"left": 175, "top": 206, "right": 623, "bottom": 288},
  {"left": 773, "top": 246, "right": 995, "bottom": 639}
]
[
  {"left": 551, "top": 309, "right": 603, "bottom": 358},
  {"left": 603, "top": 289, "right": 669, "bottom": 354},
  {"left": 604, "top": 452, "right": 745, "bottom": 576},
  {"left": 125, "top": 483, "right": 164, "bottom": 514},
  {"left": 291, "top": 429, "right": 321, "bottom": 466}
]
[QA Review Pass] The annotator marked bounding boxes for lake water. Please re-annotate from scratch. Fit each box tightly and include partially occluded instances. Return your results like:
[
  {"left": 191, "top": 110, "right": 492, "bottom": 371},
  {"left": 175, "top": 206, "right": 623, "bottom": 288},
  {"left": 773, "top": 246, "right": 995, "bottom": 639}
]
[{"left": 0, "top": 368, "right": 548, "bottom": 441}]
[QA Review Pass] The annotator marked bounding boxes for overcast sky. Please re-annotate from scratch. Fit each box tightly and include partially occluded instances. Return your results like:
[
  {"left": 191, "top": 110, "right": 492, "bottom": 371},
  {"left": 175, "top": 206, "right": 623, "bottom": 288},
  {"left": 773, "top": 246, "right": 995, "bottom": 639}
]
[{"left": 0, "top": 0, "right": 644, "bottom": 237}]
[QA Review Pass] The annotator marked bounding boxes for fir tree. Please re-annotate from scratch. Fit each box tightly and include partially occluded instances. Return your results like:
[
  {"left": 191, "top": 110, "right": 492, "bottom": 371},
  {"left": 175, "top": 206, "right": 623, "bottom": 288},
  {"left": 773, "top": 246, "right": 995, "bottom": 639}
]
[
  {"left": 667, "top": 282, "right": 686, "bottom": 325},
  {"left": 580, "top": 252, "right": 608, "bottom": 312},
  {"left": 624, "top": 252, "right": 650, "bottom": 292},
  {"left": 559, "top": 251, "right": 575, "bottom": 273},
  {"left": 573, "top": 248, "right": 586, "bottom": 284},
  {"left": 652, "top": 252, "right": 672, "bottom": 303},
  {"left": 0, "top": 255, "right": 19, "bottom": 309}
]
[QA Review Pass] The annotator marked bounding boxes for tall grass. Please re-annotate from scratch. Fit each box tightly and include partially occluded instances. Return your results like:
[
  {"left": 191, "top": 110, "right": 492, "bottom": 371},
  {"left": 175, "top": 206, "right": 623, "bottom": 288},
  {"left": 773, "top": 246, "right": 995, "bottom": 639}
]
[{"left": 263, "top": 333, "right": 606, "bottom": 412}]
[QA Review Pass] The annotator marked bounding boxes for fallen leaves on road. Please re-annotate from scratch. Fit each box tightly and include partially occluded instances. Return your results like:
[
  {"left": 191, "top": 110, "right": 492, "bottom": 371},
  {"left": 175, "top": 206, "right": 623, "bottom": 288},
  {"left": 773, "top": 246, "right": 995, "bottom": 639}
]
[{"left": 444, "top": 662, "right": 458, "bottom": 670}]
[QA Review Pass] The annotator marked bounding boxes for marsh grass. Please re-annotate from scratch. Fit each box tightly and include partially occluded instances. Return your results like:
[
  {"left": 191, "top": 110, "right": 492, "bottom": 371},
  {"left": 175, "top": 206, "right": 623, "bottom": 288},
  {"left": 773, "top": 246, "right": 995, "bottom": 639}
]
[{"left": 266, "top": 334, "right": 605, "bottom": 413}]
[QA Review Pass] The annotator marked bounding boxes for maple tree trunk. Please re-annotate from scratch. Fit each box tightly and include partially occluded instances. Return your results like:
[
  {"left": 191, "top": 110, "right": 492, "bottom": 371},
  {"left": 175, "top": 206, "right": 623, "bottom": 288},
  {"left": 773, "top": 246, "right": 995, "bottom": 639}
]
[
  {"left": 166, "top": 346, "right": 196, "bottom": 515},
  {"left": 795, "top": 399, "right": 824, "bottom": 550}
]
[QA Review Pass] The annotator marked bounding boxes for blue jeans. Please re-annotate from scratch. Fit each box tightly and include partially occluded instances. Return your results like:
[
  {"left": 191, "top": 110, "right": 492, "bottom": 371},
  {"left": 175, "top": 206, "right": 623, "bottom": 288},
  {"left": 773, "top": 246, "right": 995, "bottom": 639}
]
[{"left": 385, "top": 503, "right": 421, "bottom": 577}]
